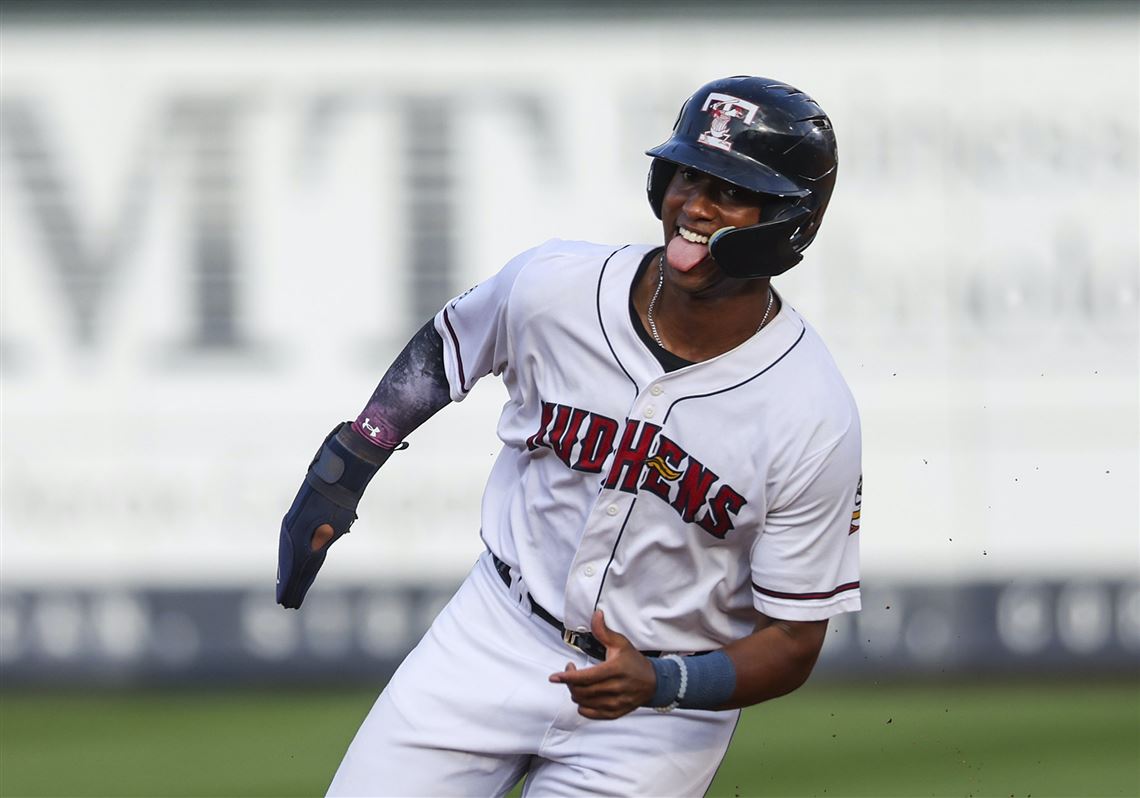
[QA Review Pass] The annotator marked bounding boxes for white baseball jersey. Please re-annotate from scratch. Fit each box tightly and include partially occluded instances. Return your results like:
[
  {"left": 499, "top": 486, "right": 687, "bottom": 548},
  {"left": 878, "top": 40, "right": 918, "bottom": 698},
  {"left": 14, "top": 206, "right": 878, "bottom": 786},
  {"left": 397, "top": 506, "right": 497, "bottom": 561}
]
[{"left": 433, "top": 239, "right": 861, "bottom": 654}]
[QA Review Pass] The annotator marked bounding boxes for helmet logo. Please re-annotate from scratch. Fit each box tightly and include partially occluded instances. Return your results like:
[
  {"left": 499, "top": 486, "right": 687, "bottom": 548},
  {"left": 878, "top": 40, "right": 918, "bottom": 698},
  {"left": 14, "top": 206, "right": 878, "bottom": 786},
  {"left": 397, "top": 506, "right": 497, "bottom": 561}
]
[{"left": 697, "top": 93, "right": 759, "bottom": 152}]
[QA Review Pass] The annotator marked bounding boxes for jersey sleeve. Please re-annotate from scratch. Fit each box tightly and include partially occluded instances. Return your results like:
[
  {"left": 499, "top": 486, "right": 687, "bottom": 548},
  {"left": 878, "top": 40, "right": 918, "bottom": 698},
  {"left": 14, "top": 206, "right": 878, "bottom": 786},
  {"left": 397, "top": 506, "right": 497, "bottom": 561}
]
[
  {"left": 750, "top": 417, "right": 862, "bottom": 622},
  {"left": 432, "top": 244, "right": 540, "bottom": 402}
]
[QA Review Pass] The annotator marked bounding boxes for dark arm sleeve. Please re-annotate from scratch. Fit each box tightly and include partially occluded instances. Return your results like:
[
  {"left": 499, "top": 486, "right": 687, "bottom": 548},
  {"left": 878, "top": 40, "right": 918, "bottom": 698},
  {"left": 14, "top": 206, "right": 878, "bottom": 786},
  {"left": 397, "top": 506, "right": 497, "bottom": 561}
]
[{"left": 344, "top": 320, "right": 453, "bottom": 451}]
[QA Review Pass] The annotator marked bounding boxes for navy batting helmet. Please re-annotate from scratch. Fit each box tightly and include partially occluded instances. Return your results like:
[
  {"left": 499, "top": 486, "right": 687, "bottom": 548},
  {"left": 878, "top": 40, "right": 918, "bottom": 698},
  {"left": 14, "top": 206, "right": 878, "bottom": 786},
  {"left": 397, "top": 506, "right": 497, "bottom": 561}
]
[{"left": 646, "top": 76, "right": 838, "bottom": 278}]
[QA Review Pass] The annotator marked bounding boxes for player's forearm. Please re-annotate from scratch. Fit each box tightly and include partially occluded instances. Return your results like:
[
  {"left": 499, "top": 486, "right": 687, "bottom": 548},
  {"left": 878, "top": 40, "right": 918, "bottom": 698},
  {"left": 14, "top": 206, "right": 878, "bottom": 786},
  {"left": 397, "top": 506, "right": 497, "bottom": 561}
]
[
  {"left": 348, "top": 320, "right": 453, "bottom": 449},
  {"left": 719, "top": 618, "right": 828, "bottom": 709},
  {"left": 643, "top": 617, "right": 826, "bottom": 713},
  {"left": 276, "top": 320, "right": 453, "bottom": 609}
]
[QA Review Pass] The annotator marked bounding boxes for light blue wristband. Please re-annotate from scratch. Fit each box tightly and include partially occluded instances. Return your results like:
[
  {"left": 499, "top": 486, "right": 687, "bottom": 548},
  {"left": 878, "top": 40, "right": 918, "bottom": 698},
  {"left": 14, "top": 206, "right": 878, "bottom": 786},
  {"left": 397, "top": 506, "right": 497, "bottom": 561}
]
[
  {"left": 647, "top": 650, "right": 736, "bottom": 711},
  {"left": 648, "top": 655, "right": 683, "bottom": 708},
  {"left": 679, "top": 651, "right": 736, "bottom": 709}
]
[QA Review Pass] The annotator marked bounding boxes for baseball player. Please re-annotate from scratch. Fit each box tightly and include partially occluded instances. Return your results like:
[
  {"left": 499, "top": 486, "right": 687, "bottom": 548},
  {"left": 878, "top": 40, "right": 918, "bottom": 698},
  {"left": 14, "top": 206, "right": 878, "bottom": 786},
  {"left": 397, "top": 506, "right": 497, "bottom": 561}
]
[{"left": 277, "top": 75, "right": 862, "bottom": 797}]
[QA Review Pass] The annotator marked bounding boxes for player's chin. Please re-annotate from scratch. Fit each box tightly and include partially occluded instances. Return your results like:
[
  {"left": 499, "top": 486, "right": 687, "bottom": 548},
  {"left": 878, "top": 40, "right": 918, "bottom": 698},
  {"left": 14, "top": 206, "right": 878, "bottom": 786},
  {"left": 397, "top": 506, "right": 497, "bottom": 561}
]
[{"left": 669, "top": 257, "right": 728, "bottom": 292}]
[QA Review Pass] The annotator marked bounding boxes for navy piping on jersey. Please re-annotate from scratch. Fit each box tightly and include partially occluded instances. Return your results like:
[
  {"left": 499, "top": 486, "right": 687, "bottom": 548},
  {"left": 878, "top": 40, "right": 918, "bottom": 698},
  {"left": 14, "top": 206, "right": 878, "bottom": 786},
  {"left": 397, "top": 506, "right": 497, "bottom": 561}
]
[
  {"left": 752, "top": 580, "right": 860, "bottom": 601},
  {"left": 597, "top": 245, "right": 810, "bottom": 426},
  {"left": 628, "top": 247, "right": 695, "bottom": 373},
  {"left": 710, "top": 712, "right": 745, "bottom": 783},
  {"left": 592, "top": 499, "right": 638, "bottom": 614},
  {"left": 660, "top": 323, "right": 807, "bottom": 424},
  {"left": 592, "top": 244, "right": 645, "bottom": 619},
  {"left": 596, "top": 244, "right": 640, "bottom": 399},
  {"left": 441, "top": 307, "right": 467, "bottom": 393}
]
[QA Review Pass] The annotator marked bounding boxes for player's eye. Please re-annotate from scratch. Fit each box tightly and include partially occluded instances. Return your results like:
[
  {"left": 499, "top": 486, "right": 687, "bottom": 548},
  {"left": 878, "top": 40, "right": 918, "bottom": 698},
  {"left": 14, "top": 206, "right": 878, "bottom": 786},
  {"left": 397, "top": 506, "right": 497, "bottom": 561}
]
[
  {"left": 679, "top": 168, "right": 700, "bottom": 182},
  {"left": 722, "top": 184, "right": 761, "bottom": 205}
]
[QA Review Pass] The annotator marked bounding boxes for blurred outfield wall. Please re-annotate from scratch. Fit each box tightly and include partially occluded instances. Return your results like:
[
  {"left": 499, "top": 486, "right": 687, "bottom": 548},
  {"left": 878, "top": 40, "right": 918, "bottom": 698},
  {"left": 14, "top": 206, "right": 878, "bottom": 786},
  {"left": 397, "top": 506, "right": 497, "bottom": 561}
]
[{"left": 1, "top": 2, "right": 1137, "bottom": 684}]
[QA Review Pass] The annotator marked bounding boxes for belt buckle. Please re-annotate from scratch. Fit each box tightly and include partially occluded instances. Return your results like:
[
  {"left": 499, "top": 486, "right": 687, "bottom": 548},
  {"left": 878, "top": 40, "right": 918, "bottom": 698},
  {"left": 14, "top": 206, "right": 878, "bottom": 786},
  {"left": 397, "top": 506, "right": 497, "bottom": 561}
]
[
  {"left": 562, "top": 628, "right": 606, "bottom": 660},
  {"left": 561, "top": 628, "right": 584, "bottom": 652}
]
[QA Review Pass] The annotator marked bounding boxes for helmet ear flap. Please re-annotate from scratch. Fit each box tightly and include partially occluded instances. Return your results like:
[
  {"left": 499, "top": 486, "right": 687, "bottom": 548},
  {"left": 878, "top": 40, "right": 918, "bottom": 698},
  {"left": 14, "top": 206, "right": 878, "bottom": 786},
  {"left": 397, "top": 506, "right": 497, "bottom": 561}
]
[
  {"left": 708, "top": 206, "right": 812, "bottom": 278},
  {"left": 646, "top": 159, "right": 676, "bottom": 220}
]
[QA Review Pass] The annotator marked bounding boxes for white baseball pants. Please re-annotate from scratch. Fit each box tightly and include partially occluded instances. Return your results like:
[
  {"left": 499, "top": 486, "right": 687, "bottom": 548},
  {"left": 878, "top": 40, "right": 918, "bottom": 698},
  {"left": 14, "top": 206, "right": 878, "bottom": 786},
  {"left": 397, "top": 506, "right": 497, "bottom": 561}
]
[{"left": 326, "top": 551, "right": 740, "bottom": 797}]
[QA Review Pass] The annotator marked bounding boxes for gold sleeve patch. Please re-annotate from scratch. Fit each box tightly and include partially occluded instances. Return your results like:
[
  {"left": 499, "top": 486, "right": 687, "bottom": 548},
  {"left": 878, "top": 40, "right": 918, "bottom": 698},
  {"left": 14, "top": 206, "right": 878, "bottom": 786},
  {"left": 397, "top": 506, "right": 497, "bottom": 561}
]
[{"left": 849, "top": 475, "right": 862, "bottom": 535}]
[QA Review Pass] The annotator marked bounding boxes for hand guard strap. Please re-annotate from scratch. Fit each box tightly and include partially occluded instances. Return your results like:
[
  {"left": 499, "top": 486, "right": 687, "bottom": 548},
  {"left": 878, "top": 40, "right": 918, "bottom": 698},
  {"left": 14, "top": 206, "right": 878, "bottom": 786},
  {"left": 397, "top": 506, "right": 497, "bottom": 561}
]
[
  {"left": 276, "top": 422, "right": 399, "bottom": 609},
  {"left": 303, "top": 423, "right": 399, "bottom": 511}
]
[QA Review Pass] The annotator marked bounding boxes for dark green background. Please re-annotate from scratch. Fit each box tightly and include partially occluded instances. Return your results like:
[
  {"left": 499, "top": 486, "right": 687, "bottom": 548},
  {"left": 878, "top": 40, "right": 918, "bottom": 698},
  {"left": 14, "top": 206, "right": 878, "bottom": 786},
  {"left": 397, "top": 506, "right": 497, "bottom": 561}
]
[{"left": 3, "top": 681, "right": 1136, "bottom": 797}]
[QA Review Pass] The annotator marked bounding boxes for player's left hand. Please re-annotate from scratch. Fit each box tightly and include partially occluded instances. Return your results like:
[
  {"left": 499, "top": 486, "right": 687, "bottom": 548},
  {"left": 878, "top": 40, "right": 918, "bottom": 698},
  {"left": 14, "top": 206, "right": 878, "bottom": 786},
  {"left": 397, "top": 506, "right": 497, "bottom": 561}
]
[{"left": 548, "top": 610, "right": 656, "bottom": 720}]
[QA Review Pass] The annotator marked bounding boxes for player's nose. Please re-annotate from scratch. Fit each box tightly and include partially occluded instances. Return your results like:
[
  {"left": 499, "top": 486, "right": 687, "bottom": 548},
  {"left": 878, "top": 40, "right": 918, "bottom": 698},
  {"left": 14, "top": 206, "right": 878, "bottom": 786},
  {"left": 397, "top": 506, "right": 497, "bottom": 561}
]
[{"left": 681, "top": 182, "right": 718, "bottom": 221}]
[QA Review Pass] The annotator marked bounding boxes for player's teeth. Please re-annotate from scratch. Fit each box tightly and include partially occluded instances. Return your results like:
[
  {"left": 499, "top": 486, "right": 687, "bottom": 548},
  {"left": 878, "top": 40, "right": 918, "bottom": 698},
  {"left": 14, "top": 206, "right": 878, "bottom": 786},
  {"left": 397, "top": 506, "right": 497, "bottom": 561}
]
[{"left": 679, "top": 228, "right": 709, "bottom": 244}]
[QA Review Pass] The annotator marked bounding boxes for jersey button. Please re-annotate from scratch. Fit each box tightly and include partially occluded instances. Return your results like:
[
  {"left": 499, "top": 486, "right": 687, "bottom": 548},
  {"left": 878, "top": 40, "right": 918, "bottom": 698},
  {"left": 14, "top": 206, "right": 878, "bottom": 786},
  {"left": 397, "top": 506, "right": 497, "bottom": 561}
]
[
  {"left": 651, "top": 385, "right": 664, "bottom": 396},
  {"left": 606, "top": 505, "right": 619, "bottom": 516},
  {"left": 644, "top": 406, "right": 655, "bottom": 418},
  {"left": 583, "top": 565, "right": 596, "bottom": 577}
]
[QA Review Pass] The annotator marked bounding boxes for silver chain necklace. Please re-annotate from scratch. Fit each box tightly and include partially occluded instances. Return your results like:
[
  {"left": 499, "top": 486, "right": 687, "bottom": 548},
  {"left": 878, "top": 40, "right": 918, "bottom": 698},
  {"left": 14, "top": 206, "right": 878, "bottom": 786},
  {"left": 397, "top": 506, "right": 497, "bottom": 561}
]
[{"left": 646, "top": 255, "right": 774, "bottom": 348}]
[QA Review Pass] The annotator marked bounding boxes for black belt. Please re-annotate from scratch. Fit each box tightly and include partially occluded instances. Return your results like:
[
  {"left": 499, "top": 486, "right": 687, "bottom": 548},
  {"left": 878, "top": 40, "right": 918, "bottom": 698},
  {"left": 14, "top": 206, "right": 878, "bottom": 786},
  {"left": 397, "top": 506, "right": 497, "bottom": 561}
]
[{"left": 491, "top": 553, "right": 669, "bottom": 661}]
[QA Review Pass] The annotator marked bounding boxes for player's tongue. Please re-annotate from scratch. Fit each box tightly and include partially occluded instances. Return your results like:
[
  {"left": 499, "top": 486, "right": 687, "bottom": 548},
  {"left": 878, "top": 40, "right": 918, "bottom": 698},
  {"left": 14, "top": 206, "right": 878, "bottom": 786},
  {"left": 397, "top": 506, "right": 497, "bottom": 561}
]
[{"left": 665, "top": 233, "right": 707, "bottom": 273}]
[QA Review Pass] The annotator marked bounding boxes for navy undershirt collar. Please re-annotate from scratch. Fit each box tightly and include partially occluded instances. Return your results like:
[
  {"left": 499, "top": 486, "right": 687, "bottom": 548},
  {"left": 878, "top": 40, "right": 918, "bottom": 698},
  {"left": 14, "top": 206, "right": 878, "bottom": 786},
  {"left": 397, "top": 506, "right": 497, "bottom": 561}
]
[{"left": 629, "top": 248, "right": 695, "bottom": 373}]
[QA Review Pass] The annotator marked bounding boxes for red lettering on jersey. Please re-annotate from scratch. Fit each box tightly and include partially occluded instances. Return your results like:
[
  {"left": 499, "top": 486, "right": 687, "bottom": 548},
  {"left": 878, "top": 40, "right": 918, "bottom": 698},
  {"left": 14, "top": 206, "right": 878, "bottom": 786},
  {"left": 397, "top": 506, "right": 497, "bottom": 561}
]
[
  {"left": 640, "top": 435, "right": 685, "bottom": 501},
  {"left": 603, "top": 420, "right": 662, "bottom": 494},
  {"left": 547, "top": 404, "right": 573, "bottom": 457},
  {"left": 671, "top": 456, "right": 718, "bottom": 523},
  {"left": 525, "top": 401, "right": 557, "bottom": 451},
  {"left": 528, "top": 398, "right": 748, "bottom": 538},
  {"left": 697, "top": 484, "right": 747, "bottom": 539},
  {"left": 552, "top": 408, "right": 589, "bottom": 466},
  {"left": 573, "top": 413, "right": 620, "bottom": 473}
]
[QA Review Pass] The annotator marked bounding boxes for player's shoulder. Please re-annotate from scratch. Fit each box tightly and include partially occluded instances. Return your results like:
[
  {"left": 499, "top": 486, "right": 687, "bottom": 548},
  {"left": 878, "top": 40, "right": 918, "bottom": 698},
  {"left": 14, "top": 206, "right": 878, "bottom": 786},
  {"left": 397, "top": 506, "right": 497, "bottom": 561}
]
[
  {"left": 506, "top": 238, "right": 646, "bottom": 293},
  {"left": 515, "top": 238, "right": 639, "bottom": 269},
  {"left": 772, "top": 305, "right": 860, "bottom": 429},
  {"left": 492, "top": 240, "right": 651, "bottom": 330}
]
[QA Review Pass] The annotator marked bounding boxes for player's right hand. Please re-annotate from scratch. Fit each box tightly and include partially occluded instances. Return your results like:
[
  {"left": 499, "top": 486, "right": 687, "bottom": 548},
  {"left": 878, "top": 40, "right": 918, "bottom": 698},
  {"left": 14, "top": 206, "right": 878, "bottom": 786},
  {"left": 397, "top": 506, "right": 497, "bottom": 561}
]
[
  {"left": 276, "top": 475, "right": 358, "bottom": 609},
  {"left": 548, "top": 610, "right": 657, "bottom": 720},
  {"left": 276, "top": 423, "right": 393, "bottom": 609}
]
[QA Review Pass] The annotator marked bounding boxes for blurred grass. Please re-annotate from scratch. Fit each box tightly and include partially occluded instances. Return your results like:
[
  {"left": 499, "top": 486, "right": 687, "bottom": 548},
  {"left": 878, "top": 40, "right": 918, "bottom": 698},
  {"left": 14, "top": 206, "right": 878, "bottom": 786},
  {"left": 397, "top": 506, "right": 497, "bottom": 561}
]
[{"left": 1, "top": 681, "right": 1136, "bottom": 797}]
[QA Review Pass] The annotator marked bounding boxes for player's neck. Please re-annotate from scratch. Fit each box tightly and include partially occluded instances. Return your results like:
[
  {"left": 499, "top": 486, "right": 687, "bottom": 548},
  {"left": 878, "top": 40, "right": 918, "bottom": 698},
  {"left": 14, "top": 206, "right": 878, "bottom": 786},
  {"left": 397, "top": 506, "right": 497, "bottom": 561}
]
[
  {"left": 635, "top": 261, "right": 777, "bottom": 362},
  {"left": 661, "top": 286, "right": 777, "bottom": 361}
]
